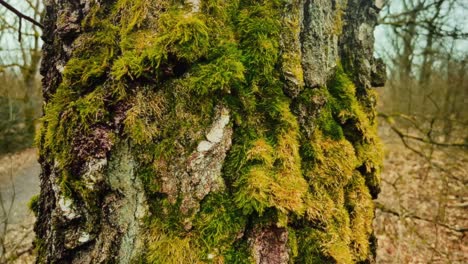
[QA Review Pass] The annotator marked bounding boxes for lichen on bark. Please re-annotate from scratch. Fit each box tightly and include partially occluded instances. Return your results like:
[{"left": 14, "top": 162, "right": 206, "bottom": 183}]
[{"left": 36, "top": 0, "right": 385, "bottom": 263}]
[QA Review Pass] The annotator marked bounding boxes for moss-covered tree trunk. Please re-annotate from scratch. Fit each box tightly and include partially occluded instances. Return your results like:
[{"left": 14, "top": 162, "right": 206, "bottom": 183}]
[{"left": 35, "top": 0, "right": 385, "bottom": 263}]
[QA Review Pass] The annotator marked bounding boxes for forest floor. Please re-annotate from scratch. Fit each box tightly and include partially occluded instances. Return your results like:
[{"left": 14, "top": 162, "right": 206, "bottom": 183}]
[
  {"left": 0, "top": 149, "right": 39, "bottom": 264},
  {"left": 375, "top": 125, "right": 468, "bottom": 263},
  {"left": 0, "top": 126, "right": 466, "bottom": 263}
]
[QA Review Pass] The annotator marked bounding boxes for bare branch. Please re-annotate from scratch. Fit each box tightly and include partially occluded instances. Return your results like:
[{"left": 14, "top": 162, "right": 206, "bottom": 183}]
[
  {"left": 375, "top": 201, "right": 468, "bottom": 233},
  {"left": 378, "top": 112, "right": 468, "bottom": 148},
  {"left": 0, "top": 0, "right": 43, "bottom": 29}
]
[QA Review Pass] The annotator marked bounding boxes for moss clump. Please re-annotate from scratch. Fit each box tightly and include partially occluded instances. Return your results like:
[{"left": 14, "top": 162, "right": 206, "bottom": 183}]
[
  {"left": 143, "top": 192, "right": 250, "bottom": 263},
  {"left": 110, "top": 51, "right": 145, "bottom": 81},
  {"left": 231, "top": 100, "right": 308, "bottom": 215},
  {"left": 345, "top": 172, "right": 375, "bottom": 261},
  {"left": 193, "top": 193, "right": 247, "bottom": 260},
  {"left": 41, "top": 84, "right": 109, "bottom": 168},
  {"left": 146, "top": 223, "right": 202, "bottom": 264},
  {"left": 291, "top": 66, "right": 381, "bottom": 262},
  {"left": 222, "top": 0, "right": 308, "bottom": 219},
  {"left": 327, "top": 66, "right": 383, "bottom": 198},
  {"left": 154, "top": 11, "right": 210, "bottom": 62},
  {"left": 28, "top": 194, "right": 40, "bottom": 216},
  {"left": 123, "top": 89, "right": 167, "bottom": 145},
  {"left": 237, "top": 1, "right": 282, "bottom": 81},
  {"left": 181, "top": 46, "right": 245, "bottom": 95}
]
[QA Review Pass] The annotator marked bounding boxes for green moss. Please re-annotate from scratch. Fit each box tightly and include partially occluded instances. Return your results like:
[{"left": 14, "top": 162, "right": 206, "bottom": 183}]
[
  {"left": 39, "top": 84, "right": 108, "bottom": 168},
  {"left": 181, "top": 45, "right": 245, "bottom": 95},
  {"left": 288, "top": 228, "right": 299, "bottom": 259},
  {"left": 115, "top": 0, "right": 155, "bottom": 34},
  {"left": 224, "top": 0, "right": 311, "bottom": 220},
  {"left": 146, "top": 223, "right": 202, "bottom": 264},
  {"left": 28, "top": 194, "right": 40, "bottom": 216},
  {"left": 333, "top": 1, "right": 345, "bottom": 35},
  {"left": 327, "top": 65, "right": 373, "bottom": 138},
  {"left": 237, "top": 2, "right": 282, "bottom": 81},
  {"left": 295, "top": 227, "right": 336, "bottom": 264},
  {"left": 33, "top": 237, "right": 46, "bottom": 263},
  {"left": 317, "top": 106, "right": 345, "bottom": 140},
  {"left": 123, "top": 89, "right": 166, "bottom": 145},
  {"left": 223, "top": 240, "right": 252, "bottom": 264},
  {"left": 234, "top": 165, "right": 273, "bottom": 215},
  {"left": 40, "top": 86, "right": 74, "bottom": 159},
  {"left": 111, "top": 51, "right": 145, "bottom": 81},
  {"left": 143, "top": 192, "right": 250, "bottom": 263},
  {"left": 193, "top": 193, "right": 246, "bottom": 259},
  {"left": 295, "top": 206, "right": 355, "bottom": 264},
  {"left": 146, "top": 10, "right": 211, "bottom": 65},
  {"left": 232, "top": 100, "right": 308, "bottom": 216},
  {"left": 326, "top": 66, "right": 383, "bottom": 197},
  {"left": 345, "top": 172, "right": 374, "bottom": 261},
  {"left": 246, "top": 138, "right": 275, "bottom": 166},
  {"left": 70, "top": 87, "right": 107, "bottom": 128},
  {"left": 293, "top": 65, "right": 381, "bottom": 263},
  {"left": 308, "top": 132, "right": 358, "bottom": 189}
]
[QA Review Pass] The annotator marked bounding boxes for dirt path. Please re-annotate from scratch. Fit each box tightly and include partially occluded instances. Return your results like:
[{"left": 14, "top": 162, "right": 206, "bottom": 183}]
[{"left": 0, "top": 149, "right": 40, "bottom": 263}]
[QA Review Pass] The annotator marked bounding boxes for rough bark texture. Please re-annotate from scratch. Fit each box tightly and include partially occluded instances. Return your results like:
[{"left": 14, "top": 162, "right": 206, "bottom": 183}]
[{"left": 36, "top": 0, "right": 385, "bottom": 263}]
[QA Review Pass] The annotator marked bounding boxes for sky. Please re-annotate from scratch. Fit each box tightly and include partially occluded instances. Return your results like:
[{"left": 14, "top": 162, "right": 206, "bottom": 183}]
[
  {"left": 0, "top": 0, "right": 42, "bottom": 69},
  {"left": 374, "top": 0, "right": 468, "bottom": 64}
]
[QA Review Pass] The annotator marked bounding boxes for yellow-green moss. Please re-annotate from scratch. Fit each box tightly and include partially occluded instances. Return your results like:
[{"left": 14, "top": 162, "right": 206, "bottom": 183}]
[
  {"left": 28, "top": 194, "right": 40, "bottom": 216},
  {"left": 292, "top": 65, "right": 381, "bottom": 262},
  {"left": 181, "top": 45, "right": 245, "bottom": 95},
  {"left": 40, "top": 84, "right": 109, "bottom": 168},
  {"left": 193, "top": 193, "right": 247, "bottom": 259},
  {"left": 345, "top": 172, "right": 374, "bottom": 261},
  {"left": 146, "top": 223, "right": 202, "bottom": 264},
  {"left": 123, "top": 89, "right": 166, "bottom": 145},
  {"left": 232, "top": 101, "right": 308, "bottom": 215}
]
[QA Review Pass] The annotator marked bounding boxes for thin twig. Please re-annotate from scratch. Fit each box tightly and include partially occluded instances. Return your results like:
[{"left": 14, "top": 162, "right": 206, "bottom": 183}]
[
  {"left": 375, "top": 202, "right": 468, "bottom": 233},
  {"left": 0, "top": 0, "right": 43, "bottom": 29}
]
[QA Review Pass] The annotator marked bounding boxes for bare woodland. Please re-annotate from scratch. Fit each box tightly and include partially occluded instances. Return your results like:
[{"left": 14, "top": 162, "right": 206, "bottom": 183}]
[
  {"left": 0, "top": 0, "right": 466, "bottom": 263},
  {"left": 374, "top": 0, "right": 468, "bottom": 262}
]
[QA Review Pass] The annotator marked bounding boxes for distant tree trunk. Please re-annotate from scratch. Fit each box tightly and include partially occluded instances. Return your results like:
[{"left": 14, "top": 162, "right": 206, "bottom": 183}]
[{"left": 35, "top": 0, "right": 385, "bottom": 263}]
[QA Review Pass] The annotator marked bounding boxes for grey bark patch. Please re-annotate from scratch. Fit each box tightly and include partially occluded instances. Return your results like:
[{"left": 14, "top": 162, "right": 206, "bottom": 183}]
[
  {"left": 106, "top": 143, "right": 148, "bottom": 264},
  {"left": 301, "top": 0, "right": 342, "bottom": 88},
  {"left": 159, "top": 106, "right": 232, "bottom": 224},
  {"left": 339, "top": 0, "right": 380, "bottom": 92},
  {"left": 36, "top": 144, "right": 148, "bottom": 263},
  {"left": 280, "top": 1, "right": 304, "bottom": 98}
]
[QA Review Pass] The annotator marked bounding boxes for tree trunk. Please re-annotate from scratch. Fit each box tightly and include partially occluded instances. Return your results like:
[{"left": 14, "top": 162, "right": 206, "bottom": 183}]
[{"left": 35, "top": 0, "right": 385, "bottom": 263}]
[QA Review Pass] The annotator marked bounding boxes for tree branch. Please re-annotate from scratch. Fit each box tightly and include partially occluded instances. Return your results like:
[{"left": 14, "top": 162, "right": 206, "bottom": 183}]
[
  {"left": 0, "top": 0, "right": 43, "bottom": 29},
  {"left": 375, "top": 201, "right": 468, "bottom": 234},
  {"left": 378, "top": 112, "right": 468, "bottom": 148}
]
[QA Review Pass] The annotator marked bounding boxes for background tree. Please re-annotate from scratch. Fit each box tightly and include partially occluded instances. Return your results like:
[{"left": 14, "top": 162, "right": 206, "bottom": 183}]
[
  {"left": 35, "top": 0, "right": 385, "bottom": 263},
  {"left": 374, "top": 0, "right": 467, "bottom": 262},
  {"left": 0, "top": 0, "right": 43, "bottom": 154},
  {"left": 0, "top": 1, "right": 43, "bottom": 262}
]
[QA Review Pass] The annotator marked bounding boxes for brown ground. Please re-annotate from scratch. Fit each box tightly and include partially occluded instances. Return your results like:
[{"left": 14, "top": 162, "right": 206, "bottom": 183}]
[
  {"left": 375, "top": 125, "right": 468, "bottom": 263},
  {"left": 0, "top": 130, "right": 466, "bottom": 263}
]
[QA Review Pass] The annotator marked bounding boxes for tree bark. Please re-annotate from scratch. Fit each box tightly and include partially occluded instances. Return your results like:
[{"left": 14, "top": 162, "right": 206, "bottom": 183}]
[{"left": 35, "top": 0, "right": 385, "bottom": 263}]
